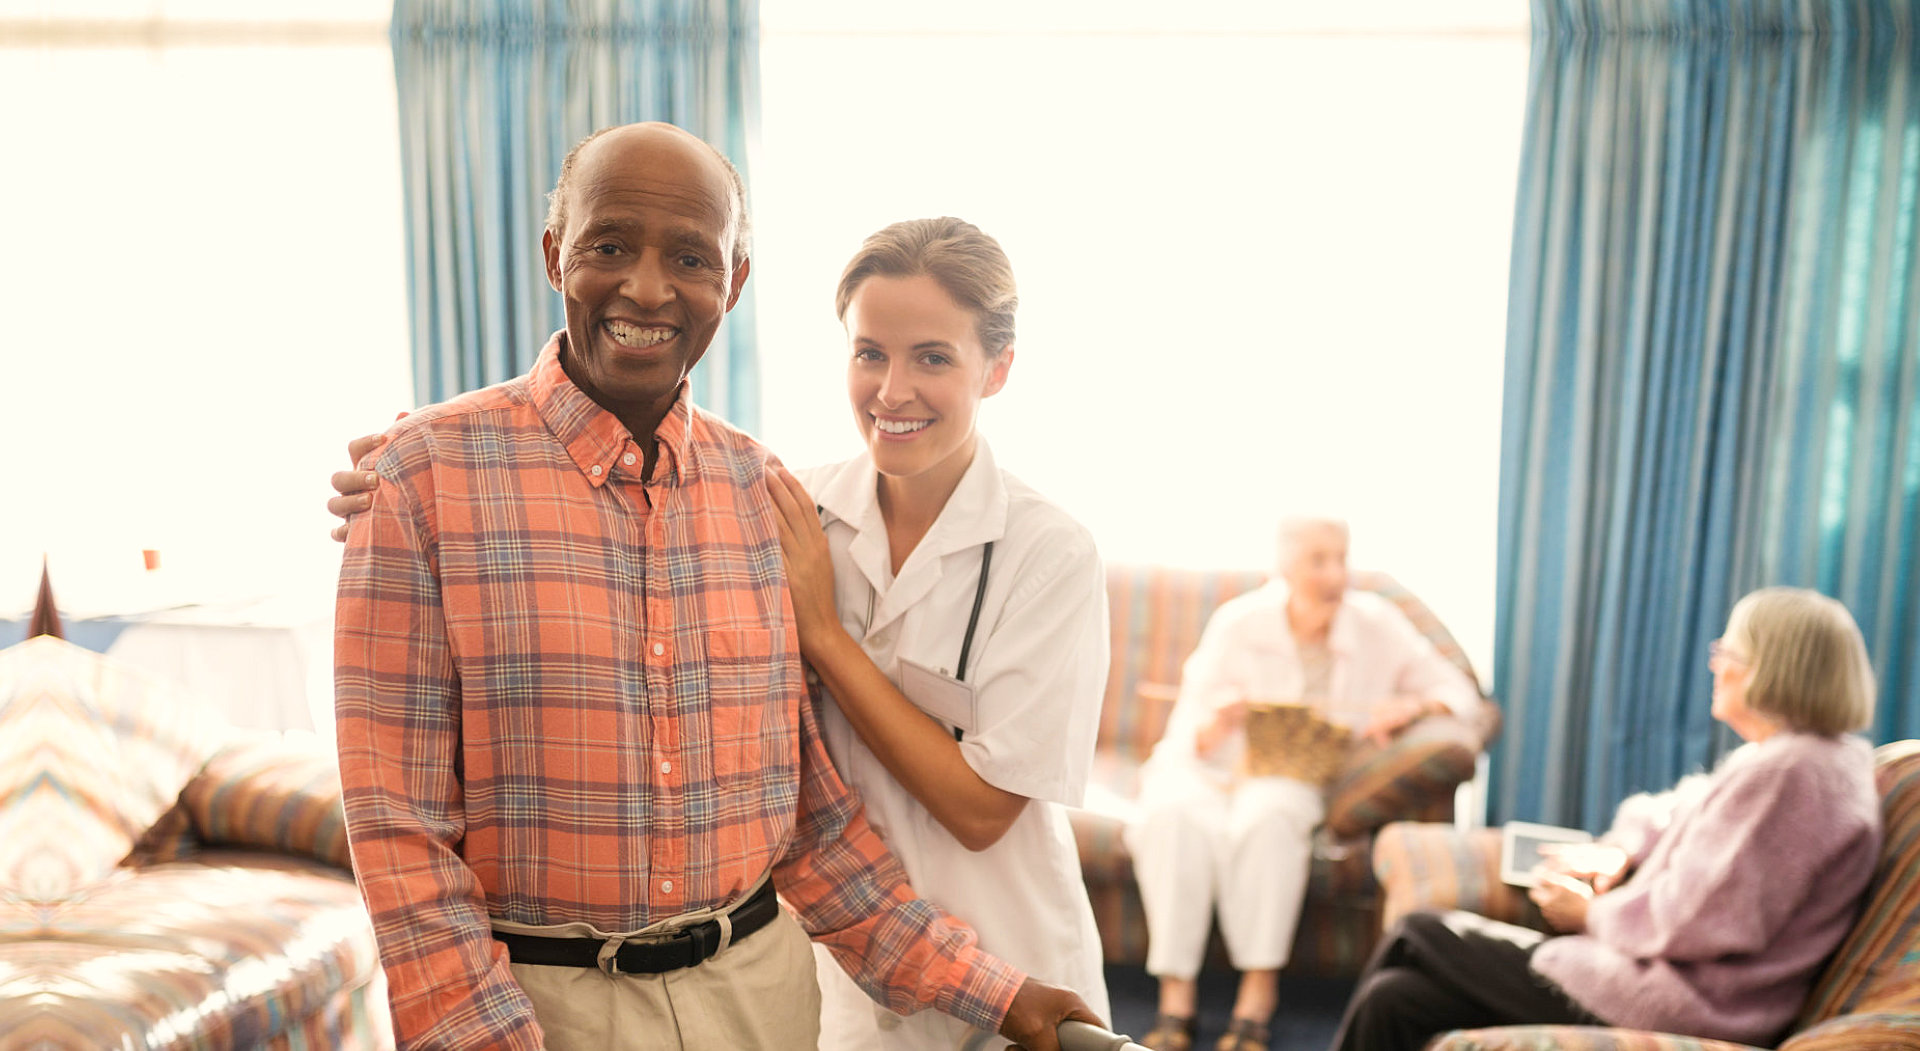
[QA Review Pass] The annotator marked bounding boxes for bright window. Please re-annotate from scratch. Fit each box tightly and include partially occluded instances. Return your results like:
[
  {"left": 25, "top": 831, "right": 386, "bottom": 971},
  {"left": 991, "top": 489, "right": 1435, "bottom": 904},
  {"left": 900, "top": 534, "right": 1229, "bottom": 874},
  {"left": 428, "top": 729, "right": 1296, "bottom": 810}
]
[
  {"left": 4, "top": 1, "right": 1526, "bottom": 681},
  {"left": 755, "top": 1, "right": 1528, "bottom": 675},
  {"left": 0, "top": 1, "right": 407, "bottom": 616}
]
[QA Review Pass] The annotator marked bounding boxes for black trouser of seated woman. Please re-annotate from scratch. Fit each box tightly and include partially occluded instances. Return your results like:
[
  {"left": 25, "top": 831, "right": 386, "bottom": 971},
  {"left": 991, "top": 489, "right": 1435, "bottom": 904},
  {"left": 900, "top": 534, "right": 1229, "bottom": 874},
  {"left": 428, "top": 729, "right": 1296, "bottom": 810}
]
[{"left": 1330, "top": 909, "right": 1604, "bottom": 1051}]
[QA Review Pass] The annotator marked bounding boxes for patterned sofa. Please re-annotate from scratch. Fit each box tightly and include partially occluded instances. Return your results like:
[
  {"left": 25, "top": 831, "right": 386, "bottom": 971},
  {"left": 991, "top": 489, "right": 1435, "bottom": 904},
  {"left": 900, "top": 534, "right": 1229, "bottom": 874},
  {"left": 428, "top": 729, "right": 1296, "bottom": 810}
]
[
  {"left": 0, "top": 635, "right": 392, "bottom": 1051},
  {"left": 1371, "top": 740, "right": 1920, "bottom": 1050},
  {"left": 1070, "top": 564, "right": 1502, "bottom": 977}
]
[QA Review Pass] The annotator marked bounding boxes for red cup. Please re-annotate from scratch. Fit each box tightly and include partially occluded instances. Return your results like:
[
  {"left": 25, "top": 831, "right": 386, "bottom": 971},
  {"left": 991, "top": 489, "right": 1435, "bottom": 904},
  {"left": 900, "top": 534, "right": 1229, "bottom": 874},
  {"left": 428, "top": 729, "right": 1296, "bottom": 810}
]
[{"left": 141, "top": 549, "right": 161, "bottom": 571}]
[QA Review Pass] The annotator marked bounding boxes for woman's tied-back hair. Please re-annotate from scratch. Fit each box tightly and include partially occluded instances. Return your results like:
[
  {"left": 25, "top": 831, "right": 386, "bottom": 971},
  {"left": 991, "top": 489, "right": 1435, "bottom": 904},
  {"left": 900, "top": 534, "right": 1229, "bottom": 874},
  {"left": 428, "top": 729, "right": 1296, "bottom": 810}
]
[
  {"left": 1724, "top": 587, "right": 1876, "bottom": 736},
  {"left": 834, "top": 218, "right": 1017, "bottom": 357}
]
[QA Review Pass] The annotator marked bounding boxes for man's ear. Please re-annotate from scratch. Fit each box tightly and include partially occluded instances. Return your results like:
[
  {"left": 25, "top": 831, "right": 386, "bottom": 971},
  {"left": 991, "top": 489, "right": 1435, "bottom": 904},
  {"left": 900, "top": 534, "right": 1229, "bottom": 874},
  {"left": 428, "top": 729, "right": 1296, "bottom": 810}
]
[
  {"left": 543, "top": 228, "right": 563, "bottom": 293},
  {"left": 982, "top": 345, "right": 1015, "bottom": 398},
  {"left": 725, "top": 256, "right": 752, "bottom": 311}
]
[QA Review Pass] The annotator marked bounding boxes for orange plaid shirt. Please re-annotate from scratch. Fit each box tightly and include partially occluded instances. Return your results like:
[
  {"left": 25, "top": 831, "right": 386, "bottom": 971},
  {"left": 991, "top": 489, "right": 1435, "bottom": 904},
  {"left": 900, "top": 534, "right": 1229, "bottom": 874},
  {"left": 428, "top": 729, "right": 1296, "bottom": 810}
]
[{"left": 335, "top": 336, "right": 1023, "bottom": 1050}]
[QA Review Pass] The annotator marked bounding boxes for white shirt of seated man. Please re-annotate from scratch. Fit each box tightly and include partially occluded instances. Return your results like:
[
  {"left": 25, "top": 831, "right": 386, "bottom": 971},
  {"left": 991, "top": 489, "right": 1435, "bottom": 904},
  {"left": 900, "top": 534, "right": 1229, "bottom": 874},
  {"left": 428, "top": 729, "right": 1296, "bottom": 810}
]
[{"left": 1144, "top": 517, "right": 1480, "bottom": 785}]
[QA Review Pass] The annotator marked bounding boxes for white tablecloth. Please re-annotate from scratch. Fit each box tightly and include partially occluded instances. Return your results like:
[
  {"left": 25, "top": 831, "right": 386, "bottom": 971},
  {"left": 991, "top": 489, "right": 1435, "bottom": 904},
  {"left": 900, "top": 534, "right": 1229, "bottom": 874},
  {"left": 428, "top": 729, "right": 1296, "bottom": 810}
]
[{"left": 102, "top": 598, "right": 335, "bottom": 741}]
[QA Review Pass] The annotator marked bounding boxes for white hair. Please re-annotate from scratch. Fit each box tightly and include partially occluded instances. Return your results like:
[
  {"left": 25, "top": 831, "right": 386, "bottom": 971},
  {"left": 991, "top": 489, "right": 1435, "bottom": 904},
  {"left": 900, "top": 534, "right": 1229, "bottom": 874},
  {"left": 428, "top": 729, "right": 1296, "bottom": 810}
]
[{"left": 1276, "top": 515, "right": 1350, "bottom": 562}]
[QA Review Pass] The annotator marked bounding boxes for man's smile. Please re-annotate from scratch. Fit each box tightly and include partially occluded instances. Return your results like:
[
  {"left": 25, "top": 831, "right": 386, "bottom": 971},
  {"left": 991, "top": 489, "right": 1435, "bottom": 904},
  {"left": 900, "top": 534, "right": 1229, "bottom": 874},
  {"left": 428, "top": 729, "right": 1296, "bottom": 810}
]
[{"left": 604, "top": 319, "right": 677, "bottom": 349}]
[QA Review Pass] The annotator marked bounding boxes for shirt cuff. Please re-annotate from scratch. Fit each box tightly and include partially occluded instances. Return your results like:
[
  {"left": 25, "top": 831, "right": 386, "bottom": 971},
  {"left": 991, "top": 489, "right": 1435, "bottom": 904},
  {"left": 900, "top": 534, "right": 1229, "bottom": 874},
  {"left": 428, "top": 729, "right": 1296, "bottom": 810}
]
[{"left": 933, "top": 947, "right": 1026, "bottom": 1035}]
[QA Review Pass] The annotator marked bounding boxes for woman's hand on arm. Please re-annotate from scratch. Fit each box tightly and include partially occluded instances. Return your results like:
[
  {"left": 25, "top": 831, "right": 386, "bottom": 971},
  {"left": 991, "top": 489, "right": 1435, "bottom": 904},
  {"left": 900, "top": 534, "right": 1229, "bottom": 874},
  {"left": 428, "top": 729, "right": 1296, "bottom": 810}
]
[
  {"left": 765, "top": 466, "right": 854, "bottom": 661},
  {"left": 764, "top": 465, "right": 1028, "bottom": 850}
]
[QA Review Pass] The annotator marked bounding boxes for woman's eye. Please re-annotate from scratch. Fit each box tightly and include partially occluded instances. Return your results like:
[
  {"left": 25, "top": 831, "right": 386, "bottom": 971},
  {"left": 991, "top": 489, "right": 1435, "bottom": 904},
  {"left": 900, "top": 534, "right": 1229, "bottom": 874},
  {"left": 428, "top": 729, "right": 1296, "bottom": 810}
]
[
  {"left": 922, "top": 353, "right": 952, "bottom": 367},
  {"left": 853, "top": 348, "right": 883, "bottom": 362}
]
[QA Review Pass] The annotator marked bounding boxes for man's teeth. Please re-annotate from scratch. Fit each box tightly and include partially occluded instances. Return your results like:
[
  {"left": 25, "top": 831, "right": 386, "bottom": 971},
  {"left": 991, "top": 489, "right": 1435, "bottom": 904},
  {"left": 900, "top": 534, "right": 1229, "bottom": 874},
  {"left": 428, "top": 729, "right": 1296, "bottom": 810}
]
[
  {"left": 605, "top": 321, "right": 674, "bottom": 348},
  {"left": 875, "top": 418, "right": 930, "bottom": 435}
]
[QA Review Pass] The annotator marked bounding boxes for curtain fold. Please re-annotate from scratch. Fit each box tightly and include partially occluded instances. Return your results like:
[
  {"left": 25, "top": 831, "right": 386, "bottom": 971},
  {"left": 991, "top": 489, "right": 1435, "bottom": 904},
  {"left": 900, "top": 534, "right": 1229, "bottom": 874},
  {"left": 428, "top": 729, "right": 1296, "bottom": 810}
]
[
  {"left": 1494, "top": 5, "right": 1918, "bottom": 827},
  {"left": 390, "top": 0, "right": 761, "bottom": 426}
]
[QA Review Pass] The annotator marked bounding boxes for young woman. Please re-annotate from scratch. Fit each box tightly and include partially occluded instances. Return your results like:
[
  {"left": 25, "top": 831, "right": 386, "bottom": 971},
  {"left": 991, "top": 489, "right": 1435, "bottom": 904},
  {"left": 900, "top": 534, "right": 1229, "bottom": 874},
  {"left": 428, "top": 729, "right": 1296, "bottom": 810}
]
[
  {"left": 329, "top": 217, "right": 1111, "bottom": 1050},
  {"left": 769, "top": 217, "right": 1109, "bottom": 1050}
]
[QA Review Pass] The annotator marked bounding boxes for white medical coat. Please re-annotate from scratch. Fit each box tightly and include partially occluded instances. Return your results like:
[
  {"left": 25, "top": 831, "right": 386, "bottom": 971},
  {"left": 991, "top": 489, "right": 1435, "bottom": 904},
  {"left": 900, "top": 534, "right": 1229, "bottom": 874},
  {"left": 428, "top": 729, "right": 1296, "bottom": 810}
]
[{"left": 795, "top": 439, "right": 1111, "bottom": 1049}]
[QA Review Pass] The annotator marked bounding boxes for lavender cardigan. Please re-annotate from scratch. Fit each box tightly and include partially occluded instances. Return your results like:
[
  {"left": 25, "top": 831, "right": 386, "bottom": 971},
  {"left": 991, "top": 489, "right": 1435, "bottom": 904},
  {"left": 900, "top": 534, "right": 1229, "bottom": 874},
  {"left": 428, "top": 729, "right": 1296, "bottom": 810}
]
[{"left": 1531, "top": 732, "right": 1880, "bottom": 1045}]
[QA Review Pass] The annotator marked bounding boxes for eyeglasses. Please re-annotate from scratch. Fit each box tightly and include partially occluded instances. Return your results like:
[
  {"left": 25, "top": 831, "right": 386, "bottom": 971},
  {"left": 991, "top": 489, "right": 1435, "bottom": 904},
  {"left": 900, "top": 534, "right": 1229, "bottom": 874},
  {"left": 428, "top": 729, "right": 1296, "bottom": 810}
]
[{"left": 1708, "top": 639, "right": 1748, "bottom": 666}]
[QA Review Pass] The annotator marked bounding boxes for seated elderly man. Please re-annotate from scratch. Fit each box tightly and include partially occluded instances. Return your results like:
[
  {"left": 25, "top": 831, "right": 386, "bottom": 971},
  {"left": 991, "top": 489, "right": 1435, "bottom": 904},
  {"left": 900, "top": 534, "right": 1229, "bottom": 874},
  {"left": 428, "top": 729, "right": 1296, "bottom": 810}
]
[{"left": 1124, "top": 516, "right": 1479, "bottom": 1051}]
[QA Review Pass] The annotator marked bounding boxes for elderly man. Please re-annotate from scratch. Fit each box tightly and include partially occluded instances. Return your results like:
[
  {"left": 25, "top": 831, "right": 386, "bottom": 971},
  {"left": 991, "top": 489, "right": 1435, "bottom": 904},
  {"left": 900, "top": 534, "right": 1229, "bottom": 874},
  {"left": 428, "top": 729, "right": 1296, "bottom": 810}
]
[
  {"left": 334, "top": 122, "right": 1092, "bottom": 1051},
  {"left": 1123, "top": 517, "right": 1479, "bottom": 1051}
]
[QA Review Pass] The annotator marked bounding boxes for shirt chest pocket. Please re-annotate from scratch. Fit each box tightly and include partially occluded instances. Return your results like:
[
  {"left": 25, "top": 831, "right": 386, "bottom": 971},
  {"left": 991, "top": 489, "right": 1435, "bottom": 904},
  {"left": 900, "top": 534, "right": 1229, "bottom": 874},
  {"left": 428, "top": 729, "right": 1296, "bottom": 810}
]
[{"left": 704, "top": 627, "right": 782, "bottom": 780}]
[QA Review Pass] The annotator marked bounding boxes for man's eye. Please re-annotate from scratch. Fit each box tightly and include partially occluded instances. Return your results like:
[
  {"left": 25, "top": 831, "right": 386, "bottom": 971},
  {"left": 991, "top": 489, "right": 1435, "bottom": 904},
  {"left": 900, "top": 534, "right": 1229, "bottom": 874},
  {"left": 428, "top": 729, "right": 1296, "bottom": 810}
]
[
  {"left": 592, "top": 243, "right": 621, "bottom": 256},
  {"left": 679, "top": 253, "right": 708, "bottom": 268}
]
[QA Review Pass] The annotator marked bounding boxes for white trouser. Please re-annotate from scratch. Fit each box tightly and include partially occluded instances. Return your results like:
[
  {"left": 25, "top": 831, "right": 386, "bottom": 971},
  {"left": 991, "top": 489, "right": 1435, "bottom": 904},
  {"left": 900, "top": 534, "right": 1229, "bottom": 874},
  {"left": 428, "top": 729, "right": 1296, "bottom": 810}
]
[{"left": 1124, "top": 766, "right": 1325, "bottom": 979}]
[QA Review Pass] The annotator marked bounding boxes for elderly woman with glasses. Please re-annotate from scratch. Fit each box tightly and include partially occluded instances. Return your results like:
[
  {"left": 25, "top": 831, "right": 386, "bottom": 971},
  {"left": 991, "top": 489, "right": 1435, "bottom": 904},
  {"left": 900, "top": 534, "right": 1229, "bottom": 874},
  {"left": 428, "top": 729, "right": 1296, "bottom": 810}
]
[{"left": 1329, "top": 586, "right": 1884, "bottom": 1051}]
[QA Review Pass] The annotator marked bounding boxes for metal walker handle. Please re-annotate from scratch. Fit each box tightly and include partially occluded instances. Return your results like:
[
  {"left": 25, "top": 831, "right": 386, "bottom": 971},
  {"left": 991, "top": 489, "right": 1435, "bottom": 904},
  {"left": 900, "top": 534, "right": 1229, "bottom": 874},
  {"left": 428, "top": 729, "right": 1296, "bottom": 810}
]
[{"left": 1057, "top": 1019, "right": 1151, "bottom": 1051}]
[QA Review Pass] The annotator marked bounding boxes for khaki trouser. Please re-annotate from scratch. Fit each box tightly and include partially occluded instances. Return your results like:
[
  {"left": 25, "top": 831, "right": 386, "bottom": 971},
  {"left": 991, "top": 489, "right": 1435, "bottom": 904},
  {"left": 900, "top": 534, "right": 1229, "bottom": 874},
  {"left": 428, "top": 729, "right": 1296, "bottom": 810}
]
[{"left": 499, "top": 898, "right": 821, "bottom": 1051}]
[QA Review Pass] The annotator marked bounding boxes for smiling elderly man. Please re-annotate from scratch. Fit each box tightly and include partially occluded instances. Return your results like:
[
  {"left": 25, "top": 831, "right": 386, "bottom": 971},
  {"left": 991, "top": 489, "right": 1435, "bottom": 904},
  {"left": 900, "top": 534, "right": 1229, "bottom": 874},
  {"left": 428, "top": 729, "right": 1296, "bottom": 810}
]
[{"left": 334, "top": 122, "right": 1093, "bottom": 1051}]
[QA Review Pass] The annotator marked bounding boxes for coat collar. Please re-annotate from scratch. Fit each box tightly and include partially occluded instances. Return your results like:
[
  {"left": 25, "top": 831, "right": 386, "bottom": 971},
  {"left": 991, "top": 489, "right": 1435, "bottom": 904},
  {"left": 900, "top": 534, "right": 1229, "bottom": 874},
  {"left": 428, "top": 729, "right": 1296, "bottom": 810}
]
[{"left": 815, "top": 438, "right": 1009, "bottom": 636}]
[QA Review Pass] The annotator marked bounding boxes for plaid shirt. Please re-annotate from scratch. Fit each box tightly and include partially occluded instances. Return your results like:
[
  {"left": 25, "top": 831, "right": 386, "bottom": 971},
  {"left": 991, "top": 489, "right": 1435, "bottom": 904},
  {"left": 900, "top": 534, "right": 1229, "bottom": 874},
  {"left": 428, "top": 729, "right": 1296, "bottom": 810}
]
[{"left": 336, "top": 336, "right": 1024, "bottom": 1050}]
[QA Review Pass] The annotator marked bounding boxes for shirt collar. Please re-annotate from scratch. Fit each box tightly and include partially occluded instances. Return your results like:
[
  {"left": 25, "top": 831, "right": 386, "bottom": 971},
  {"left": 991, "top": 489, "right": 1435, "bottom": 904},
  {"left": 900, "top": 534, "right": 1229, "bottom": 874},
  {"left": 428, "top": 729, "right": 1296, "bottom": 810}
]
[
  {"left": 529, "top": 332, "right": 693, "bottom": 488},
  {"left": 813, "top": 438, "right": 1009, "bottom": 595},
  {"left": 1262, "top": 580, "right": 1361, "bottom": 656}
]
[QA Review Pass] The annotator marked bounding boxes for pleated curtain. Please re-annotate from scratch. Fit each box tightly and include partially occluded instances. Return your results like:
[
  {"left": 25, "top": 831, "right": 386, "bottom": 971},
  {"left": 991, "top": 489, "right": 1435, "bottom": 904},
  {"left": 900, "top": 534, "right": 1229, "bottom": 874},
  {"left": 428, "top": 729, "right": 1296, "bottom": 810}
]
[
  {"left": 1493, "top": 0, "right": 1919, "bottom": 827},
  {"left": 390, "top": 0, "right": 761, "bottom": 427}
]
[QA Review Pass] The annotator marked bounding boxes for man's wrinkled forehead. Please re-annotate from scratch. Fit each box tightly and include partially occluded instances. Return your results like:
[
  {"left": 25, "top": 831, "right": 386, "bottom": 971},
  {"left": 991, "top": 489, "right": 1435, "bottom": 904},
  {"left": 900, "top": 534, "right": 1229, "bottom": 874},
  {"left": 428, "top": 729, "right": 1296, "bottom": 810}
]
[{"left": 565, "top": 130, "right": 738, "bottom": 246}]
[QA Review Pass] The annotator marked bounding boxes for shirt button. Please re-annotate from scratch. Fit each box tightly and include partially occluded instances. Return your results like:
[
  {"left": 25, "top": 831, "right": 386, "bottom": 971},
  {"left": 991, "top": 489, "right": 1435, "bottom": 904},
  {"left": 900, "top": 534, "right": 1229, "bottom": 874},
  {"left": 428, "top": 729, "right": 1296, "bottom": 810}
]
[
  {"left": 623, "top": 452, "right": 637, "bottom": 466},
  {"left": 590, "top": 464, "right": 603, "bottom": 476},
  {"left": 661, "top": 880, "right": 673, "bottom": 893},
  {"left": 660, "top": 760, "right": 672, "bottom": 774},
  {"left": 652, "top": 642, "right": 666, "bottom": 657}
]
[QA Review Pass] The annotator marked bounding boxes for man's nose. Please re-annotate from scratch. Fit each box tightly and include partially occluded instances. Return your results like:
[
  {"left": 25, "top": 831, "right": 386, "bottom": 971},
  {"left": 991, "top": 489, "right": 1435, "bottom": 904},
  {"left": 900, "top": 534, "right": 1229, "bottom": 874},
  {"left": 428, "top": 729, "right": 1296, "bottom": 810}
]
[{"left": 620, "top": 252, "right": 675, "bottom": 308}]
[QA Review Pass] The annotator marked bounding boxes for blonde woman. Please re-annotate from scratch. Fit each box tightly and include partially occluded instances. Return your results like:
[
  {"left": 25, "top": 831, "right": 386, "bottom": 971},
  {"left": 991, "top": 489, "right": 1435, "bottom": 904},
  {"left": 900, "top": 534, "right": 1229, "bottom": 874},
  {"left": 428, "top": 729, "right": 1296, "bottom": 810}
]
[{"left": 1331, "top": 587, "right": 1882, "bottom": 1051}]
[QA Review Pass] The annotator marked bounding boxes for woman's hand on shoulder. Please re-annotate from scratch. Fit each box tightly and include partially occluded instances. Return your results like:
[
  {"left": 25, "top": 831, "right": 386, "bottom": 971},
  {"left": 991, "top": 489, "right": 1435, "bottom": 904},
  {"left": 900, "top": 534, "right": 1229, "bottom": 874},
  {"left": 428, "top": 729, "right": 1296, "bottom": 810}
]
[
  {"left": 328, "top": 430, "right": 397, "bottom": 541},
  {"left": 764, "top": 465, "right": 843, "bottom": 660}
]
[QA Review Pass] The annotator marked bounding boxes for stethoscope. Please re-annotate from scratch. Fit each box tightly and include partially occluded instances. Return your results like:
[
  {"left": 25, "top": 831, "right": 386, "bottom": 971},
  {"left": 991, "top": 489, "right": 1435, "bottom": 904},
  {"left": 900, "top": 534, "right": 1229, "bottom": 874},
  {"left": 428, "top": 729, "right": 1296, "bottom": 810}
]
[{"left": 823, "top": 505, "right": 993, "bottom": 740}]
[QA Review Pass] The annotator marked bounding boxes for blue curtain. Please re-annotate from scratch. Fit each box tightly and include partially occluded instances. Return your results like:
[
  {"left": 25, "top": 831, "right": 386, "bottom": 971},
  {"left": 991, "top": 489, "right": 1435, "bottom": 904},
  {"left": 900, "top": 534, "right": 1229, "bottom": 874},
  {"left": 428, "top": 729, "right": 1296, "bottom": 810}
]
[
  {"left": 390, "top": 0, "right": 761, "bottom": 428},
  {"left": 1493, "top": 0, "right": 1919, "bottom": 828}
]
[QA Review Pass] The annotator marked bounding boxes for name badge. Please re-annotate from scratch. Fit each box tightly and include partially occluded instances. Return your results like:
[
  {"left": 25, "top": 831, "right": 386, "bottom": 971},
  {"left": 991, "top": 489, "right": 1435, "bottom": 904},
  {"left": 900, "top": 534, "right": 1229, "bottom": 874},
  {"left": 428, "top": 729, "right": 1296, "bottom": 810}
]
[{"left": 898, "top": 657, "right": 978, "bottom": 735}]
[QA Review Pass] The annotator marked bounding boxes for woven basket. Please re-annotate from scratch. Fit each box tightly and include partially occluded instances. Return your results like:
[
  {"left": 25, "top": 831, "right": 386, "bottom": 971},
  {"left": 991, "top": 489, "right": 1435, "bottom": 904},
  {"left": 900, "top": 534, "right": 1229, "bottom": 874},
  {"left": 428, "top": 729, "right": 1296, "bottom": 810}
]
[{"left": 1241, "top": 703, "right": 1353, "bottom": 785}]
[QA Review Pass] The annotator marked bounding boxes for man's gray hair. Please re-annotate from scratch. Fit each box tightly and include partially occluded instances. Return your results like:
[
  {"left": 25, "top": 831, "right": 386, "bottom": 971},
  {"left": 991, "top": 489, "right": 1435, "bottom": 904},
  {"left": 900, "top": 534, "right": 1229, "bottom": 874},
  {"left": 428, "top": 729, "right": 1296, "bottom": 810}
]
[{"left": 543, "top": 126, "right": 753, "bottom": 266}]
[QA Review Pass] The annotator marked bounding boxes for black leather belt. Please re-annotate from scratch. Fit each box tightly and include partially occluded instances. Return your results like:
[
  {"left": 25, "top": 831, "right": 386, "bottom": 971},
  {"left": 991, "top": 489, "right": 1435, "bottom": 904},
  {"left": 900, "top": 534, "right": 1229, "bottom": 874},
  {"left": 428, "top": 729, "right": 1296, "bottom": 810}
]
[{"left": 495, "top": 882, "right": 779, "bottom": 975}]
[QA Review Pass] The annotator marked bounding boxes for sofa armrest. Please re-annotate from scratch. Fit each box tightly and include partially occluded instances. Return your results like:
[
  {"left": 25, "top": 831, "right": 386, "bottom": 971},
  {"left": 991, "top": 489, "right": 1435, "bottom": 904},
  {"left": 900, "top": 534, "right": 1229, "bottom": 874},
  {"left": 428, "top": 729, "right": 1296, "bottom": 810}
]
[
  {"left": 1431, "top": 1026, "right": 1765, "bottom": 1051},
  {"left": 1372, "top": 822, "right": 1542, "bottom": 931},
  {"left": 1326, "top": 701, "right": 1497, "bottom": 838},
  {"left": 1781, "top": 1013, "right": 1920, "bottom": 1051}
]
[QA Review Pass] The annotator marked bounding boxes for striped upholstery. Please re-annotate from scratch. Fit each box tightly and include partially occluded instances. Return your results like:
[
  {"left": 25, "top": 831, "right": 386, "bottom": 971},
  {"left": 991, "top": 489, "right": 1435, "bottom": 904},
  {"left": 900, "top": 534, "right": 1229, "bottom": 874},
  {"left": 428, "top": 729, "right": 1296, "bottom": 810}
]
[
  {"left": 183, "top": 733, "right": 353, "bottom": 868},
  {"left": 1373, "top": 824, "right": 1543, "bottom": 932},
  {"left": 1392, "top": 741, "right": 1920, "bottom": 1051},
  {"left": 0, "top": 637, "right": 390, "bottom": 1051},
  {"left": 0, "top": 635, "right": 218, "bottom": 898},
  {"left": 1077, "top": 564, "right": 1498, "bottom": 976}
]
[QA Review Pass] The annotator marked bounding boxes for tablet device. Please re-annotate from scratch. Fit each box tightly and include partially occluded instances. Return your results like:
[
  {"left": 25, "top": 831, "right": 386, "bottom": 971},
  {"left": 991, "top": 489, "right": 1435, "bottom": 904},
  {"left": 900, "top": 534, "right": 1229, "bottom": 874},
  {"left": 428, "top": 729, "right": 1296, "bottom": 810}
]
[{"left": 1499, "top": 821, "right": 1595, "bottom": 887}]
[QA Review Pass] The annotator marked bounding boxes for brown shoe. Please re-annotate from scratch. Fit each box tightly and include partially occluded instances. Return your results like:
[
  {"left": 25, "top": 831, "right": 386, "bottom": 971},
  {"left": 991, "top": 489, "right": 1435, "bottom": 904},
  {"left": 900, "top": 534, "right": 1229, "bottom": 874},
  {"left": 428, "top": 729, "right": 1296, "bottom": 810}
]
[
  {"left": 1215, "top": 1016, "right": 1270, "bottom": 1051},
  {"left": 1141, "top": 1012, "right": 1197, "bottom": 1051}
]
